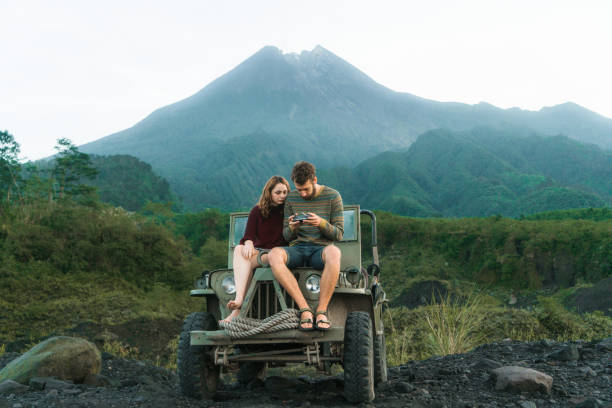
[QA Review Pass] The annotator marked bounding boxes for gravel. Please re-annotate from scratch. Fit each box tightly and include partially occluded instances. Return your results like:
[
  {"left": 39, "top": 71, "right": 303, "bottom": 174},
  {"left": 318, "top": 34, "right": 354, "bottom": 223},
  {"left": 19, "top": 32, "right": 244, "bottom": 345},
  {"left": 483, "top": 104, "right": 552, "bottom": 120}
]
[{"left": 1, "top": 338, "right": 611, "bottom": 407}]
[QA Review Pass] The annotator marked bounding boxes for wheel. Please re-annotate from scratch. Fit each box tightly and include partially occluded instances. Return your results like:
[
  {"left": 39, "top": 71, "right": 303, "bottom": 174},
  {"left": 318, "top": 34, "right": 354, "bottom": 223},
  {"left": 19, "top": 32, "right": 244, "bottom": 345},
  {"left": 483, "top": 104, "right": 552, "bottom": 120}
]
[
  {"left": 343, "top": 311, "right": 375, "bottom": 403},
  {"left": 177, "top": 312, "right": 220, "bottom": 399},
  {"left": 237, "top": 362, "right": 266, "bottom": 387},
  {"left": 373, "top": 331, "right": 388, "bottom": 385}
]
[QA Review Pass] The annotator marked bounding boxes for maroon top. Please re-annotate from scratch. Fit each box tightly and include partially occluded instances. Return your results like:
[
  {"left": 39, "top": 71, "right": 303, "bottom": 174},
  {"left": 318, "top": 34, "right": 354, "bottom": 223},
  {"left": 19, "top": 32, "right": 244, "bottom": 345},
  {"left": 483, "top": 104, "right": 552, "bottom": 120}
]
[{"left": 239, "top": 204, "right": 287, "bottom": 249}]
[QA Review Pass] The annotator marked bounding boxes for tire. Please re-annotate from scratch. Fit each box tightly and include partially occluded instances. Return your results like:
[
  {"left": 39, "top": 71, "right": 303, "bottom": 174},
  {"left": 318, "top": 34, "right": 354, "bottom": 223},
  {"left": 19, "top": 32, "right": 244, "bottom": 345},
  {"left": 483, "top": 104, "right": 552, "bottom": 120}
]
[
  {"left": 343, "top": 311, "right": 375, "bottom": 403},
  {"left": 177, "top": 312, "right": 220, "bottom": 399},
  {"left": 237, "top": 362, "right": 266, "bottom": 387},
  {"left": 373, "top": 331, "right": 388, "bottom": 385}
]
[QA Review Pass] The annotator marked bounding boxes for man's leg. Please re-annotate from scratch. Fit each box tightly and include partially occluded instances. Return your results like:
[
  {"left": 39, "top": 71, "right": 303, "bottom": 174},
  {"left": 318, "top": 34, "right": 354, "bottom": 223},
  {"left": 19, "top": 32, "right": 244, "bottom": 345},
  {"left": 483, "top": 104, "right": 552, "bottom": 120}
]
[
  {"left": 315, "top": 245, "right": 341, "bottom": 328},
  {"left": 268, "top": 247, "right": 313, "bottom": 329}
]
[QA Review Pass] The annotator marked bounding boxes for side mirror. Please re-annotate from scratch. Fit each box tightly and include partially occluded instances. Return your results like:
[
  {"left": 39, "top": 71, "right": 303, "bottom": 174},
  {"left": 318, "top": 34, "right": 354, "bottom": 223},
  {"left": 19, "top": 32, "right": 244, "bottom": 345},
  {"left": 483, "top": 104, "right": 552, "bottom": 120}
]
[{"left": 367, "top": 264, "right": 380, "bottom": 277}]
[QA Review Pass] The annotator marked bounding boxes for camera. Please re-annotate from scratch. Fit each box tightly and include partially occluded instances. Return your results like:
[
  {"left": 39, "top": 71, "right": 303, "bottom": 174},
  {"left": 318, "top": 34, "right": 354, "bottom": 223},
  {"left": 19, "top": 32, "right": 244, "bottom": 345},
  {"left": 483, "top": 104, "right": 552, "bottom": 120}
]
[{"left": 293, "top": 213, "right": 310, "bottom": 222}]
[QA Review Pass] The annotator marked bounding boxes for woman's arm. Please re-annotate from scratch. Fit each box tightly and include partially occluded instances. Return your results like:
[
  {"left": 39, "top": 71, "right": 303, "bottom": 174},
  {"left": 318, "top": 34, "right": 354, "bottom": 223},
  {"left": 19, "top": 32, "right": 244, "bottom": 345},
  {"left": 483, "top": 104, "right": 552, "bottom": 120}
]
[{"left": 240, "top": 206, "right": 260, "bottom": 246}]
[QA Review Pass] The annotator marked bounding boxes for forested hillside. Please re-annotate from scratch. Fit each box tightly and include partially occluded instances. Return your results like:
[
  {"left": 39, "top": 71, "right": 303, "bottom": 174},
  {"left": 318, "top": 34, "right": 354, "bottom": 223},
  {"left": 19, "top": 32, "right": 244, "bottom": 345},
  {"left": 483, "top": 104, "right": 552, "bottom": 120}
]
[
  {"left": 320, "top": 127, "right": 612, "bottom": 217},
  {"left": 88, "top": 155, "right": 176, "bottom": 211}
]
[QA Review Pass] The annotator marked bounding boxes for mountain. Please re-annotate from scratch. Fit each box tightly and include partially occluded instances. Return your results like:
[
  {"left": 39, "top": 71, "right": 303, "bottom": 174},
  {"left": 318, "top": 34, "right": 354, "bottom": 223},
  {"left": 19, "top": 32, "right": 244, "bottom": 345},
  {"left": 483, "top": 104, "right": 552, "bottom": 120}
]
[
  {"left": 319, "top": 127, "right": 611, "bottom": 217},
  {"left": 79, "top": 45, "right": 612, "bottom": 210}
]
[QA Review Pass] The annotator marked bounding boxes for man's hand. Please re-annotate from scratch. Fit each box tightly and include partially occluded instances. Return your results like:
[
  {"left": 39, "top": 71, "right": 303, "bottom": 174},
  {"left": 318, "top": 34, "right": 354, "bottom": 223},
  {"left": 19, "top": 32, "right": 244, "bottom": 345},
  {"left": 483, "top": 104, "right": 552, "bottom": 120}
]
[
  {"left": 302, "top": 212, "right": 322, "bottom": 227},
  {"left": 242, "top": 240, "right": 255, "bottom": 258}
]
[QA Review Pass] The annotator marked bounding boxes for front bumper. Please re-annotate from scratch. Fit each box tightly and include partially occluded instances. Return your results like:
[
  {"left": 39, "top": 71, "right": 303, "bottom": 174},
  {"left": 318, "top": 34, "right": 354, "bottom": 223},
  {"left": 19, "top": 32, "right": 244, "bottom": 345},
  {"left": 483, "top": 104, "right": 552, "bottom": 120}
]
[{"left": 191, "top": 327, "right": 344, "bottom": 346}]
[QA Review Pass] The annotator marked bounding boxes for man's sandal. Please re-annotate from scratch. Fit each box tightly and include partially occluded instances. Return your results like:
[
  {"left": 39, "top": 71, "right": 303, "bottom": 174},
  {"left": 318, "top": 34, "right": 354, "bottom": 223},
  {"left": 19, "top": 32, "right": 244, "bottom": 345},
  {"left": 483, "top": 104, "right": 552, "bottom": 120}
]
[
  {"left": 314, "top": 310, "right": 331, "bottom": 331},
  {"left": 298, "top": 308, "right": 315, "bottom": 331}
]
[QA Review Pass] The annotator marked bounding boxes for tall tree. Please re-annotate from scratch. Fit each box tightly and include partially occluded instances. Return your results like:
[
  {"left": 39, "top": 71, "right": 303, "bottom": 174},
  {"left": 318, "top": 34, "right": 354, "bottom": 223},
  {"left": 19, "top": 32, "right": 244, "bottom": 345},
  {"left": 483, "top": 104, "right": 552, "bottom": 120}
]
[
  {"left": 0, "top": 130, "right": 22, "bottom": 203},
  {"left": 51, "top": 138, "right": 98, "bottom": 201}
]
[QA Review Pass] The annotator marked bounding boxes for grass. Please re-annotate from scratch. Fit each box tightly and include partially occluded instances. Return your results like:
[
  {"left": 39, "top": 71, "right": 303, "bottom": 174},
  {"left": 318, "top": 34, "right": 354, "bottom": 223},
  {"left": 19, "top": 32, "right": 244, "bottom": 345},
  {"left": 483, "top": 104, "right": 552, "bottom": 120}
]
[
  {"left": 101, "top": 340, "right": 140, "bottom": 360},
  {"left": 384, "top": 285, "right": 612, "bottom": 366},
  {"left": 0, "top": 274, "right": 198, "bottom": 344},
  {"left": 422, "top": 291, "right": 486, "bottom": 356},
  {"left": 0, "top": 272, "right": 199, "bottom": 370}
]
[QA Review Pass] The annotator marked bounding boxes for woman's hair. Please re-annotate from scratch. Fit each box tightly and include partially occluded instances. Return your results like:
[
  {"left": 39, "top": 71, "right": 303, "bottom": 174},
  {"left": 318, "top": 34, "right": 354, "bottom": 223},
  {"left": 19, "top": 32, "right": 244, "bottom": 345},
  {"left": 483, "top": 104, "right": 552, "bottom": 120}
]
[{"left": 258, "top": 175, "right": 290, "bottom": 217}]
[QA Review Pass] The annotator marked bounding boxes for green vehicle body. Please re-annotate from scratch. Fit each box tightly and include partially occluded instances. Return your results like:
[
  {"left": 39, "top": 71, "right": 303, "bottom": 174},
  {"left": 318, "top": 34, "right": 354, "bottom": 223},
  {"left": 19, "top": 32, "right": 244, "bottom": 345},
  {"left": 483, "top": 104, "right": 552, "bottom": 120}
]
[{"left": 178, "top": 205, "right": 388, "bottom": 403}]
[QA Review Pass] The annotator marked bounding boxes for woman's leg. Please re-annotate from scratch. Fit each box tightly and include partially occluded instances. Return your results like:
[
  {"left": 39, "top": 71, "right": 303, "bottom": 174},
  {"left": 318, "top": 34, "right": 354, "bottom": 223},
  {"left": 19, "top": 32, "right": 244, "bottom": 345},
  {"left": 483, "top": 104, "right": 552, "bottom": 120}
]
[{"left": 222, "top": 245, "right": 259, "bottom": 323}]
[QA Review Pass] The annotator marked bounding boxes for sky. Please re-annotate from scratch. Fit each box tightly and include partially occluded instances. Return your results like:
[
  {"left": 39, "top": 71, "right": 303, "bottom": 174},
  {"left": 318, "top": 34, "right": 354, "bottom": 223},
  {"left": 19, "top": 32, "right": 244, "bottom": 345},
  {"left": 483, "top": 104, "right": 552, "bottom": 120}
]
[{"left": 1, "top": 0, "right": 611, "bottom": 161}]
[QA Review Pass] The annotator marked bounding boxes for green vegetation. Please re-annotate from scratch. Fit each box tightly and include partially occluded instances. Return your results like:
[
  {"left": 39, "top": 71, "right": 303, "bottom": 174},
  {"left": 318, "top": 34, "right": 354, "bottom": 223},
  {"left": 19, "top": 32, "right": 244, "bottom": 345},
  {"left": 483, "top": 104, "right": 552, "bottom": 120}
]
[
  {"left": 366, "top": 211, "right": 611, "bottom": 295},
  {"left": 0, "top": 134, "right": 208, "bottom": 364},
  {"left": 88, "top": 154, "right": 176, "bottom": 211},
  {"left": 524, "top": 207, "right": 612, "bottom": 221},
  {"left": 2, "top": 130, "right": 610, "bottom": 370},
  {"left": 422, "top": 291, "right": 486, "bottom": 356},
  {"left": 384, "top": 288, "right": 612, "bottom": 366},
  {"left": 322, "top": 128, "right": 612, "bottom": 218}
]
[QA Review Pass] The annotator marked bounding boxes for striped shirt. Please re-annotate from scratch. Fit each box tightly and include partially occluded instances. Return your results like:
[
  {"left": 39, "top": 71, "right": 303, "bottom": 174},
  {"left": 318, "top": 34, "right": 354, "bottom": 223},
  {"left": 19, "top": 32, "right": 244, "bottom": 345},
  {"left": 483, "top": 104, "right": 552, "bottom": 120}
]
[{"left": 283, "top": 185, "right": 344, "bottom": 246}]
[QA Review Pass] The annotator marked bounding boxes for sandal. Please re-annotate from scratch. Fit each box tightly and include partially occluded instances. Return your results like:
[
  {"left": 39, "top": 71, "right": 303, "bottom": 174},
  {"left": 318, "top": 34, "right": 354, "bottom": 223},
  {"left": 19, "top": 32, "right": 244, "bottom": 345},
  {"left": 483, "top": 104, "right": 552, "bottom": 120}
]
[
  {"left": 298, "top": 308, "right": 314, "bottom": 331},
  {"left": 314, "top": 310, "right": 331, "bottom": 331}
]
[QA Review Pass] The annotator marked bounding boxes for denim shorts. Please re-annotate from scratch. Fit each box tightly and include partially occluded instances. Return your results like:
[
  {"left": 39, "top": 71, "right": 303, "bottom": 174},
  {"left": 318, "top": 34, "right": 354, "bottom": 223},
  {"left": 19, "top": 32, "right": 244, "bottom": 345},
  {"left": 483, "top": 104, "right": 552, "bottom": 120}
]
[{"left": 281, "top": 243, "right": 326, "bottom": 270}]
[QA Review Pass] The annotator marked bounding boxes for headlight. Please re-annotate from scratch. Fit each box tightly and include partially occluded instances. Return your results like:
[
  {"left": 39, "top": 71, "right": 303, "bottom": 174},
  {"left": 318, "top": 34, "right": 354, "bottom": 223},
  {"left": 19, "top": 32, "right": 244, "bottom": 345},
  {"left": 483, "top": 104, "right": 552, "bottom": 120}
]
[
  {"left": 221, "top": 276, "right": 236, "bottom": 294},
  {"left": 305, "top": 275, "right": 320, "bottom": 294},
  {"left": 345, "top": 266, "right": 361, "bottom": 285}
]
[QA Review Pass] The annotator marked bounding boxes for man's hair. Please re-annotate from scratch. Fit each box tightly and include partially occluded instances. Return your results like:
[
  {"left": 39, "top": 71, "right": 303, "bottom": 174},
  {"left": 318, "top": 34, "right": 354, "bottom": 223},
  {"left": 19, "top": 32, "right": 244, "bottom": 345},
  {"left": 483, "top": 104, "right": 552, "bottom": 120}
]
[{"left": 291, "top": 161, "right": 316, "bottom": 185}]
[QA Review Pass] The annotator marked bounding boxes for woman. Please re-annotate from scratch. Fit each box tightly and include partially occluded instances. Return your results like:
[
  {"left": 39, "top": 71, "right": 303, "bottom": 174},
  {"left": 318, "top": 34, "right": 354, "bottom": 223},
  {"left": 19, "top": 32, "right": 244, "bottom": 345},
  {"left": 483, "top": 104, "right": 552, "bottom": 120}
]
[{"left": 221, "top": 176, "right": 290, "bottom": 324}]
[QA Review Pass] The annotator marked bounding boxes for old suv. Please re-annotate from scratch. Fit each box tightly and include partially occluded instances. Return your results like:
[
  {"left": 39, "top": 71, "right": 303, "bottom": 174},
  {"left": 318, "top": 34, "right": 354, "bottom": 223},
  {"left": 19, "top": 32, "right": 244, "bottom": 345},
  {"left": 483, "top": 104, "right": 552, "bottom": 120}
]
[{"left": 177, "top": 206, "right": 387, "bottom": 403}]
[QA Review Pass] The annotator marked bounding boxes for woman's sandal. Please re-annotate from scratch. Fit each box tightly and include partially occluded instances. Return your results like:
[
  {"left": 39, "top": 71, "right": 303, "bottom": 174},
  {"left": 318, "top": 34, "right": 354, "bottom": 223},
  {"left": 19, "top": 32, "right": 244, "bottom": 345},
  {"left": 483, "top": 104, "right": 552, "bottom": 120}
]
[
  {"left": 314, "top": 310, "right": 331, "bottom": 331},
  {"left": 298, "top": 308, "right": 315, "bottom": 331}
]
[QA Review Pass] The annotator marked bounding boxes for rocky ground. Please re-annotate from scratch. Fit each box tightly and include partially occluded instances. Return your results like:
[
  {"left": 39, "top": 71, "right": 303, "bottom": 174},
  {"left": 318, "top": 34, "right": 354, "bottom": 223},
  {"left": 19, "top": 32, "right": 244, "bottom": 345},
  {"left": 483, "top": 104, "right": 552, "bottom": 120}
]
[{"left": 1, "top": 338, "right": 611, "bottom": 408}]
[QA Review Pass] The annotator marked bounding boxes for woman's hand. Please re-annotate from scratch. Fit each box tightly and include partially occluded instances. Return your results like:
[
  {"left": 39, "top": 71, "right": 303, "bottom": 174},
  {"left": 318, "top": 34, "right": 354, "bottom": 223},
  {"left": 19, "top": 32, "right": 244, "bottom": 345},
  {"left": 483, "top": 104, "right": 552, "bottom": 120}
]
[{"left": 242, "top": 240, "right": 255, "bottom": 258}]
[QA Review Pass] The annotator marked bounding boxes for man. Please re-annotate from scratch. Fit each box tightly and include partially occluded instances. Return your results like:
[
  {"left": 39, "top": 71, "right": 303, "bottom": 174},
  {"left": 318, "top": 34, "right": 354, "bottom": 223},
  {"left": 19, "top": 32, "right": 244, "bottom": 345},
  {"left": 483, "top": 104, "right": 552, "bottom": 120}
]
[{"left": 268, "top": 161, "right": 344, "bottom": 331}]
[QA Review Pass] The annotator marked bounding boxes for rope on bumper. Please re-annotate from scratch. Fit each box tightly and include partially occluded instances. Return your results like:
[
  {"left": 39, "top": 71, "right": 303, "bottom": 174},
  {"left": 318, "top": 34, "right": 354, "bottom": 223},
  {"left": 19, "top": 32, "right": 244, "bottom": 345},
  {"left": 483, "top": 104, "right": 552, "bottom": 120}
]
[{"left": 219, "top": 309, "right": 299, "bottom": 339}]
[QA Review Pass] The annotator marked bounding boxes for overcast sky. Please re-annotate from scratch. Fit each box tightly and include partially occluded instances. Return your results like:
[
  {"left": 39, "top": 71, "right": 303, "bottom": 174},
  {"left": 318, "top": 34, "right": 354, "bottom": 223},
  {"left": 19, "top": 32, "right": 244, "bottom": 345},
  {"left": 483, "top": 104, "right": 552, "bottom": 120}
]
[{"left": 2, "top": 0, "right": 611, "bottom": 161}]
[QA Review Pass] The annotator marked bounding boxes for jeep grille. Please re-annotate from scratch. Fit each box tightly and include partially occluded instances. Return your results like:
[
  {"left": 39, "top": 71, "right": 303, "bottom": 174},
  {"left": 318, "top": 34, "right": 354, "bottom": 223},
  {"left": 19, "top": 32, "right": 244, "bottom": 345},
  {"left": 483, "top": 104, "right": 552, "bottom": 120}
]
[{"left": 247, "top": 281, "right": 296, "bottom": 319}]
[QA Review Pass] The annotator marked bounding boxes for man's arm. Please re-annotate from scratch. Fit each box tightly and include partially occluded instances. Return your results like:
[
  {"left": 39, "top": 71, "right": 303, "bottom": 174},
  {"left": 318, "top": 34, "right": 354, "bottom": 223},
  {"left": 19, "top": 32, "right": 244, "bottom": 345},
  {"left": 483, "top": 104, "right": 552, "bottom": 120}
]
[{"left": 318, "top": 192, "right": 344, "bottom": 241}]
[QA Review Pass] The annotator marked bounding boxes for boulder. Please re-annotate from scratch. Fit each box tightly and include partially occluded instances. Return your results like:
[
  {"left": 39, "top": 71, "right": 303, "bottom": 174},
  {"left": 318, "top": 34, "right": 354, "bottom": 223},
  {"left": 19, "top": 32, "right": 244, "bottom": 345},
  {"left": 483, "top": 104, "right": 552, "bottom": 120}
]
[
  {"left": 597, "top": 337, "right": 612, "bottom": 352},
  {"left": 472, "top": 358, "right": 503, "bottom": 372},
  {"left": 82, "top": 373, "right": 113, "bottom": 388},
  {"left": 0, "top": 336, "right": 101, "bottom": 385},
  {"left": 548, "top": 344, "right": 580, "bottom": 361},
  {"left": 394, "top": 381, "right": 416, "bottom": 393},
  {"left": 490, "top": 366, "right": 553, "bottom": 394},
  {"left": 28, "top": 377, "right": 74, "bottom": 391},
  {"left": 0, "top": 380, "right": 28, "bottom": 394}
]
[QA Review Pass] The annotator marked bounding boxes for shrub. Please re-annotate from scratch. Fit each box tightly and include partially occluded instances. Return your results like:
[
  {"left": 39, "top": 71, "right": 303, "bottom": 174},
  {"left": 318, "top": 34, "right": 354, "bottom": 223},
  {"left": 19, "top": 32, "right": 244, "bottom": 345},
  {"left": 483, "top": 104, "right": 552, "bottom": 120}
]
[{"left": 422, "top": 291, "right": 486, "bottom": 356}]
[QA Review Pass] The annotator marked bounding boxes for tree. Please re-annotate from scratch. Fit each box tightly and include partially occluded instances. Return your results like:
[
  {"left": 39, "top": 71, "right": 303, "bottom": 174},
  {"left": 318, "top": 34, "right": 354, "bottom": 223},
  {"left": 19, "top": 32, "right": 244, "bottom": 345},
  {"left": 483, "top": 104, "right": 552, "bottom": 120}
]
[
  {"left": 0, "top": 130, "right": 22, "bottom": 203},
  {"left": 51, "top": 138, "right": 98, "bottom": 201}
]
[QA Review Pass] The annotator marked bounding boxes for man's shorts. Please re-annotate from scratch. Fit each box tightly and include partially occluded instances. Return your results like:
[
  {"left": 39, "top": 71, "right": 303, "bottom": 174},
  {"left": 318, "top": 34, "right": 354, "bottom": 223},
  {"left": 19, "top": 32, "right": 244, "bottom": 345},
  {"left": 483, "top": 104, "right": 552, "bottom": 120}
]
[{"left": 281, "top": 243, "right": 326, "bottom": 270}]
